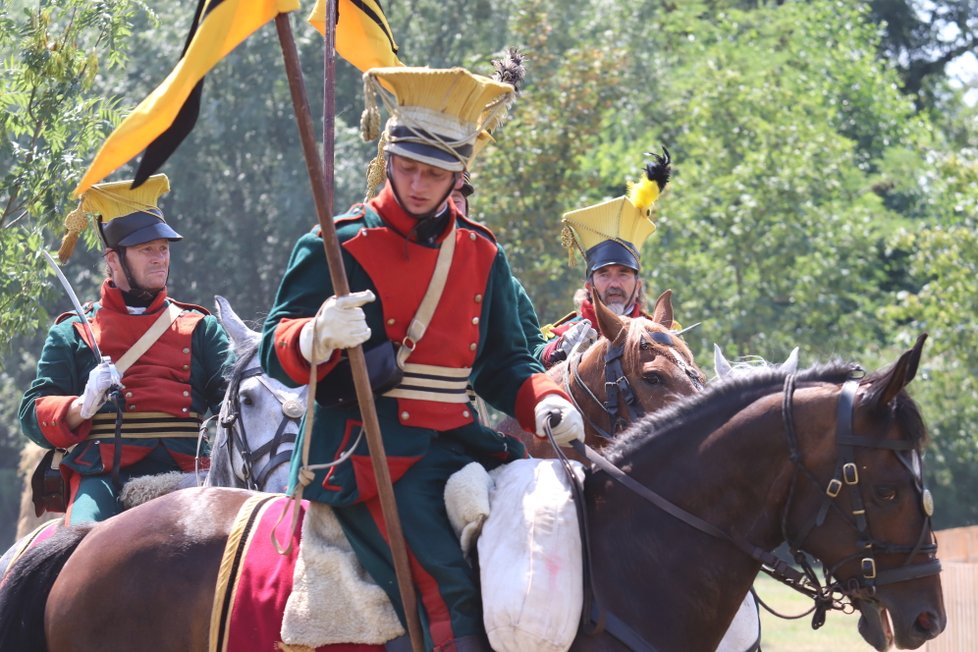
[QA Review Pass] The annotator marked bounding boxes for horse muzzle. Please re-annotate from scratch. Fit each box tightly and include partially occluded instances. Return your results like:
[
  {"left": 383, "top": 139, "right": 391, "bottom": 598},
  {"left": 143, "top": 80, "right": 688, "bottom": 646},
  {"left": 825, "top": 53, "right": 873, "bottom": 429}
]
[{"left": 856, "top": 595, "right": 946, "bottom": 650}]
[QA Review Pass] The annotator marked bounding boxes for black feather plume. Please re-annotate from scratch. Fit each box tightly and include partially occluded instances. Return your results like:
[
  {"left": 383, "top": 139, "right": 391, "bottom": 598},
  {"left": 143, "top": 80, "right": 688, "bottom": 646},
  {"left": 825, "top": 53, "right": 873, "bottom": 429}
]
[
  {"left": 491, "top": 47, "right": 526, "bottom": 94},
  {"left": 643, "top": 145, "right": 672, "bottom": 191}
]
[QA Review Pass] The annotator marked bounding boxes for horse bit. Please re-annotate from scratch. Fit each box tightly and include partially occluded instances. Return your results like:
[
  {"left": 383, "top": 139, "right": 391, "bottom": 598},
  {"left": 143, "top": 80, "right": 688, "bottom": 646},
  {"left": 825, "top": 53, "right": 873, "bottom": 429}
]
[{"left": 219, "top": 366, "right": 303, "bottom": 490}]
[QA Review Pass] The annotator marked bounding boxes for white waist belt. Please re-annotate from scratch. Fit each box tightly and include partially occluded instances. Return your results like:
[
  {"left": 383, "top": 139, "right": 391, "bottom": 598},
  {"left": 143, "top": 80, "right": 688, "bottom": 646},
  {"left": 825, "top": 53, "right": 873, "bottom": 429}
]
[{"left": 383, "top": 362, "right": 472, "bottom": 404}]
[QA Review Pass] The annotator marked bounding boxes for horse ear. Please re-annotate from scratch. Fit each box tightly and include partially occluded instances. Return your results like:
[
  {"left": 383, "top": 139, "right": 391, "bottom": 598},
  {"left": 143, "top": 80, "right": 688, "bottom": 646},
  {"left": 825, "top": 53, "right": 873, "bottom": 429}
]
[
  {"left": 782, "top": 347, "right": 800, "bottom": 374},
  {"left": 214, "top": 295, "right": 259, "bottom": 353},
  {"left": 714, "top": 343, "right": 733, "bottom": 378},
  {"left": 650, "top": 289, "right": 674, "bottom": 327},
  {"left": 871, "top": 333, "right": 927, "bottom": 408},
  {"left": 592, "top": 293, "right": 626, "bottom": 341}
]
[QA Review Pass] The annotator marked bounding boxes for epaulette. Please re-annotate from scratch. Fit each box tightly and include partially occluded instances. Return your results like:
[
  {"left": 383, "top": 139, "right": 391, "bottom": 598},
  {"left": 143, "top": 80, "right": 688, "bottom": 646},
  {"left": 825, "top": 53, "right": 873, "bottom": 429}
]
[
  {"left": 540, "top": 312, "right": 579, "bottom": 340},
  {"left": 457, "top": 214, "right": 497, "bottom": 243},
  {"left": 167, "top": 298, "right": 210, "bottom": 316},
  {"left": 54, "top": 301, "right": 96, "bottom": 324},
  {"left": 335, "top": 203, "right": 368, "bottom": 225}
]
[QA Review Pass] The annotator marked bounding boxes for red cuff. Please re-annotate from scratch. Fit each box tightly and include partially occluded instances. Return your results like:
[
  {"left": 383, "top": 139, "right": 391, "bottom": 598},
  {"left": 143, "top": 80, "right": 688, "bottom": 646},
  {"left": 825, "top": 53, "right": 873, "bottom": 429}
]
[
  {"left": 514, "top": 373, "right": 570, "bottom": 433},
  {"left": 273, "top": 318, "right": 341, "bottom": 385},
  {"left": 542, "top": 339, "right": 560, "bottom": 367},
  {"left": 34, "top": 395, "right": 91, "bottom": 448}
]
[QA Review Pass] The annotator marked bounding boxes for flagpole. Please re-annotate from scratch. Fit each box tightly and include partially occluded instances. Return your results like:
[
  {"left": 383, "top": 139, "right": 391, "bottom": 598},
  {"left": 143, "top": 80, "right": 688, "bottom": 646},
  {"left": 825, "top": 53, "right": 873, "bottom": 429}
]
[{"left": 274, "top": 12, "right": 424, "bottom": 652}]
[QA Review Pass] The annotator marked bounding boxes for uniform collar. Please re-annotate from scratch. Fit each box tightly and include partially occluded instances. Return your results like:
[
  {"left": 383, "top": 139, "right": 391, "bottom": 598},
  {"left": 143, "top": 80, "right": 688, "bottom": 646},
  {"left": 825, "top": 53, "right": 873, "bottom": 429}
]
[
  {"left": 368, "top": 182, "right": 457, "bottom": 244},
  {"left": 100, "top": 279, "right": 169, "bottom": 314}
]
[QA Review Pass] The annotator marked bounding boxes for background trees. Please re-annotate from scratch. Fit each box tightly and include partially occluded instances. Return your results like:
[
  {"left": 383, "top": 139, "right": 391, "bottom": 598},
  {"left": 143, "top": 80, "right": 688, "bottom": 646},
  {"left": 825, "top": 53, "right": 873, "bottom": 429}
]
[{"left": 1, "top": 0, "right": 976, "bottom": 544}]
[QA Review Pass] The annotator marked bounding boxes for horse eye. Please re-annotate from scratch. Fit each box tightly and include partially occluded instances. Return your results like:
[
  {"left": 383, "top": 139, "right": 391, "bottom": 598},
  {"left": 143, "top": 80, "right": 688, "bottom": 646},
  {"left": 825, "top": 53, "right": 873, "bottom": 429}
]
[
  {"left": 640, "top": 340, "right": 651, "bottom": 351},
  {"left": 241, "top": 394, "right": 255, "bottom": 407},
  {"left": 642, "top": 372, "right": 662, "bottom": 385},
  {"left": 875, "top": 485, "right": 897, "bottom": 502}
]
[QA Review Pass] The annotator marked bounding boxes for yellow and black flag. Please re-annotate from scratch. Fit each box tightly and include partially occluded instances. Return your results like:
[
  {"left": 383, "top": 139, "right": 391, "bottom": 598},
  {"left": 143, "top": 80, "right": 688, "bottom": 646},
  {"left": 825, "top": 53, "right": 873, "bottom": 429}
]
[
  {"left": 73, "top": 0, "right": 300, "bottom": 197},
  {"left": 308, "top": 0, "right": 404, "bottom": 71}
]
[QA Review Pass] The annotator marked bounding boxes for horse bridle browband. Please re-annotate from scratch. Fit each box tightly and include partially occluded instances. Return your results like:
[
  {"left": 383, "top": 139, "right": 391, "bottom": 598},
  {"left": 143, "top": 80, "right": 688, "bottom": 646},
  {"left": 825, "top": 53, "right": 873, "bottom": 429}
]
[
  {"left": 564, "top": 330, "right": 704, "bottom": 440},
  {"left": 551, "top": 373, "right": 941, "bottom": 651},
  {"left": 220, "top": 366, "right": 302, "bottom": 490}
]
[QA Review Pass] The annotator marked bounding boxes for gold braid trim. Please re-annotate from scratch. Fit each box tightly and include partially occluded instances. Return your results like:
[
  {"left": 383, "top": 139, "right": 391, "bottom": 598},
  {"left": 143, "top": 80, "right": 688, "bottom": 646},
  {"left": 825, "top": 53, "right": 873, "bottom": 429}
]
[
  {"left": 560, "top": 224, "right": 582, "bottom": 267},
  {"left": 58, "top": 203, "right": 89, "bottom": 263},
  {"left": 364, "top": 135, "right": 388, "bottom": 201}
]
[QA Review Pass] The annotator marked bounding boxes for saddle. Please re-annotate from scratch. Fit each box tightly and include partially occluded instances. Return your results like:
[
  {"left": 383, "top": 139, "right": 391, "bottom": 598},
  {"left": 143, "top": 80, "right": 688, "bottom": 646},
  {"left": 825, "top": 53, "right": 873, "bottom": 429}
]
[{"left": 208, "top": 460, "right": 586, "bottom": 652}]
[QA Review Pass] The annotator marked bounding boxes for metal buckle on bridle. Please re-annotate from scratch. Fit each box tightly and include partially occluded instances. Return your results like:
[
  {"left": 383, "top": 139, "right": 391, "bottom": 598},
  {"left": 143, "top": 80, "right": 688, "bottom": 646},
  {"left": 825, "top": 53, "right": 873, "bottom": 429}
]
[
  {"left": 861, "top": 557, "right": 877, "bottom": 580},
  {"left": 825, "top": 478, "right": 842, "bottom": 498},
  {"left": 842, "top": 462, "right": 859, "bottom": 485}
]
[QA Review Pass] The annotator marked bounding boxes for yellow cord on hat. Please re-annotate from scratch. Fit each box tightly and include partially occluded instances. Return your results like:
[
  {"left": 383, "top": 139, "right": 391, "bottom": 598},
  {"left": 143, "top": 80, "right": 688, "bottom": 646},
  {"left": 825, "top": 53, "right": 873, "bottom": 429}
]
[{"left": 58, "top": 202, "right": 90, "bottom": 263}]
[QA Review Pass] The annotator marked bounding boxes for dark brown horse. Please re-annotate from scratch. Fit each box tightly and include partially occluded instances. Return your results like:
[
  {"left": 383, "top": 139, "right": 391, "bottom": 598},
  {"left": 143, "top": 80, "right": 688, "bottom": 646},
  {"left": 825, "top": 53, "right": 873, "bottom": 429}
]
[
  {"left": 0, "top": 335, "right": 944, "bottom": 651},
  {"left": 506, "top": 290, "right": 706, "bottom": 461}
]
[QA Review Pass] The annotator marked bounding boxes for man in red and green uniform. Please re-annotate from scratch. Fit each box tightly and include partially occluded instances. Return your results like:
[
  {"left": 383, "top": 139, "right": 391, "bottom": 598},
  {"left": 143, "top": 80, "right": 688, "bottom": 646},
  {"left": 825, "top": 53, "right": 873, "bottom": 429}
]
[
  {"left": 260, "top": 66, "right": 584, "bottom": 652},
  {"left": 539, "top": 148, "right": 673, "bottom": 368},
  {"left": 20, "top": 174, "right": 231, "bottom": 524}
]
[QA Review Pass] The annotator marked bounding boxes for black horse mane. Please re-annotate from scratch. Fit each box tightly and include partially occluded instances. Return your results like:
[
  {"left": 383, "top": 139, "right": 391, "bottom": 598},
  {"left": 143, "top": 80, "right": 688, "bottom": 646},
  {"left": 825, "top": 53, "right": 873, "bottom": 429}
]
[{"left": 604, "top": 360, "right": 862, "bottom": 464}]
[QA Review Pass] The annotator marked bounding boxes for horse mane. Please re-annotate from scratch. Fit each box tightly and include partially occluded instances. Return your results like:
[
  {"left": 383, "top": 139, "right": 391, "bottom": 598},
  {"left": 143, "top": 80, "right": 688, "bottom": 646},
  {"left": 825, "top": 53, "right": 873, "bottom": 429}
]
[{"left": 603, "top": 360, "right": 862, "bottom": 464}]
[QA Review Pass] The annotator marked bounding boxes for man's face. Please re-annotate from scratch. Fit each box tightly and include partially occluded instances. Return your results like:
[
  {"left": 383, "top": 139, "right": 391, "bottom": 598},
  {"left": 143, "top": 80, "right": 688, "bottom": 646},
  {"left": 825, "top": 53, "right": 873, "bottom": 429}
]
[
  {"left": 590, "top": 264, "right": 639, "bottom": 315},
  {"left": 389, "top": 155, "right": 455, "bottom": 215},
  {"left": 108, "top": 239, "right": 170, "bottom": 291}
]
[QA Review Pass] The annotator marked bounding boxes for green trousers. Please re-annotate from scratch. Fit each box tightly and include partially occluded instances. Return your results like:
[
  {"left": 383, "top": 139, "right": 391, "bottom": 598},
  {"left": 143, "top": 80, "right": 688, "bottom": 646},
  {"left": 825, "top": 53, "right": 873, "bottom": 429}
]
[
  {"left": 335, "top": 438, "right": 484, "bottom": 652},
  {"left": 68, "top": 445, "right": 182, "bottom": 524}
]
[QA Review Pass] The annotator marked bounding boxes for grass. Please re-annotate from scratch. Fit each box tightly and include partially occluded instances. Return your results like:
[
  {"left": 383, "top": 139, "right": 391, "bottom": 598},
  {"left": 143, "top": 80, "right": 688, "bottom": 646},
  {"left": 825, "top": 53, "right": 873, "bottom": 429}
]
[{"left": 754, "top": 573, "right": 876, "bottom": 651}]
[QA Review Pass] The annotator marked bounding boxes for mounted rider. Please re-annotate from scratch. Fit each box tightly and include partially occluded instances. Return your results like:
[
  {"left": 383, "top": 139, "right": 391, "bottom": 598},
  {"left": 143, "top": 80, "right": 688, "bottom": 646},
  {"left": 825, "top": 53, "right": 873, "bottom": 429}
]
[
  {"left": 539, "top": 149, "right": 674, "bottom": 367},
  {"left": 19, "top": 175, "right": 232, "bottom": 524},
  {"left": 260, "top": 66, "right": 585, "bottom": 651}
]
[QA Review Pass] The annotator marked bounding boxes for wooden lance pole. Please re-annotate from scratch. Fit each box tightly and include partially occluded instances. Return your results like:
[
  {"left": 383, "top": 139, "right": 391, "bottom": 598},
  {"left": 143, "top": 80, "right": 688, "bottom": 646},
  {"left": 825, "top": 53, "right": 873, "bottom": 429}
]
[{"left": 274, "top": 11, "right": 425, "bottom": 652}]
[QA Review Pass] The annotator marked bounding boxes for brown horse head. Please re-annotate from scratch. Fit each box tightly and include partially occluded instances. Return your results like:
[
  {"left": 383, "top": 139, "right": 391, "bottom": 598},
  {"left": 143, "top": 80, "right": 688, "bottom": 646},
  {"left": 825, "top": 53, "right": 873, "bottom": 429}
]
[
  {"left": 519, "top": 290, "right": 705, "bottom": 460},
  {"left": 788, "top": 334, "right": 943, "bottom": 650}
]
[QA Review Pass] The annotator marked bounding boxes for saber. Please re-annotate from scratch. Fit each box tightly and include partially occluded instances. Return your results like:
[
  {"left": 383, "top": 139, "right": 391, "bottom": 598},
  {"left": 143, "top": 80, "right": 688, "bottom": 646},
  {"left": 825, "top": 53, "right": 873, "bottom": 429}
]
[{"left": 41, "top": 250, "right": 104, "bottom": 364}]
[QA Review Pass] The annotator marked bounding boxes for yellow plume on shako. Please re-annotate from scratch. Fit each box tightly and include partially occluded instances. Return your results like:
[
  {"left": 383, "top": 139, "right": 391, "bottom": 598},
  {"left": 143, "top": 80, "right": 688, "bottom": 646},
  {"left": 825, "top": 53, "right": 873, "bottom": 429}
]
[{"left": 627, "top": 145, "right": 671, "bottom": 214}]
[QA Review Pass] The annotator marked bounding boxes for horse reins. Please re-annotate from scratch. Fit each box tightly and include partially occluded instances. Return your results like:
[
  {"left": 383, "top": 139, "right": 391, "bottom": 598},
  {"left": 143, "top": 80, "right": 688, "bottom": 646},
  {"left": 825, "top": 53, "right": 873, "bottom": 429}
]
[
  {"left": 555, "top": 372, "right": 941, "bottom": 650},
  {"left": 220, "top": 366, "right": 302, "bottom": 490}
]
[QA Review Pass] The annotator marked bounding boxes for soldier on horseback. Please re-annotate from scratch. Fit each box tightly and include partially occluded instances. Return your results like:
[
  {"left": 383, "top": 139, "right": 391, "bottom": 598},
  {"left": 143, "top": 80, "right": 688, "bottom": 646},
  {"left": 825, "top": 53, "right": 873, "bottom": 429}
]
[
  {"left": 260, "top": 66, "right": 585, "bottom": 651},
  {"left": 19, "top": 175, "right": 232, "bottom": 524},
  {"left": 539, "top": 149, "right": 673, "bottom": 367}
]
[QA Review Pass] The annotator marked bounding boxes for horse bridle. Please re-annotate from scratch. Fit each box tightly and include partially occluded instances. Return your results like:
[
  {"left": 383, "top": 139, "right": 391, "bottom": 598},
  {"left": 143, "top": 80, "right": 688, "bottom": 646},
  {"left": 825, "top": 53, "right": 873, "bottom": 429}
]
[
  {"left": 553, "top": 372, "right": 941, "bottom": 651},
  {"left": 564, "top": 330, "right": 704, "bottom": 440},
  {"left": 219, "top": 366, "right": 303, "bottom": 490},
  {"left": 778, "top": 375, "right": 941, "bottom": 616}
]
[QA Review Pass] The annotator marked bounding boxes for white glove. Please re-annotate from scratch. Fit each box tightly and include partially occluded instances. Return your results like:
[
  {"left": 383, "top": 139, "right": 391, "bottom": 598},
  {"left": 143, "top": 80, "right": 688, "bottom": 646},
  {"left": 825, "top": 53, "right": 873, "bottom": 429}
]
[
  {"left": 533, "top": 394, "right": 585, "bottom": 447},
  {"left": 557, "top": 320, "right": 598, "bottom": 356},
  {"left": 299, "top": 290, "right": 376, "bottom": 363},
  {"left": 79, "top": 359, "right": 122, "bottom": 419}
]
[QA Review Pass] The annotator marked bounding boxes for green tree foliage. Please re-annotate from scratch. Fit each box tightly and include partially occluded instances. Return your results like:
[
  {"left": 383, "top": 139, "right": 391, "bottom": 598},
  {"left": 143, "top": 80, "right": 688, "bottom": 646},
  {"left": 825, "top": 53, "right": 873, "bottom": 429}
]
[{"left": 0, "top": 0, "right": 141, "bottom": 350}]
